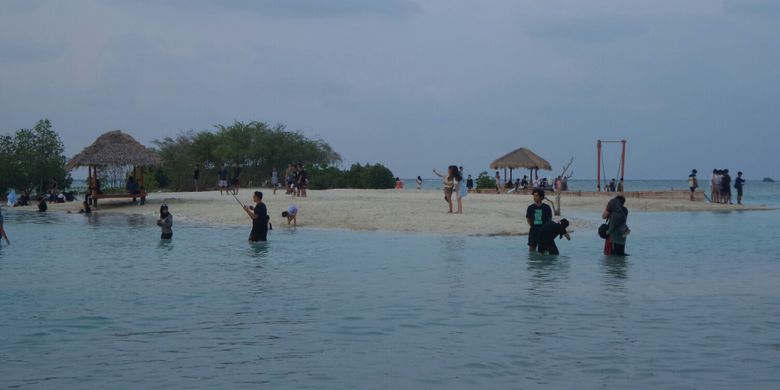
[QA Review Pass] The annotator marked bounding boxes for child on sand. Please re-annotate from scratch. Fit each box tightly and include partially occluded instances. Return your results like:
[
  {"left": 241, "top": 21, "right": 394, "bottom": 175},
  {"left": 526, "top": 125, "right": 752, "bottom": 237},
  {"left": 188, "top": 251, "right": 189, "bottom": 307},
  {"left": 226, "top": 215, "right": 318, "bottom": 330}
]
[
  {"left": 282, "top": 205, "right": 298, "bottom": 226},
  {"left": 157, "top": 204, "right": 173, "bottom": 239}
]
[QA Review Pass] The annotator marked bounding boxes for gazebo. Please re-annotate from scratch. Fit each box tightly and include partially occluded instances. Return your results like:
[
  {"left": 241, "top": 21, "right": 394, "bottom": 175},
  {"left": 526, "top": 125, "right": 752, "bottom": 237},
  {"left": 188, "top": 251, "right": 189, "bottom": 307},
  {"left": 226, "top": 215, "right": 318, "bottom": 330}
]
[
  {"left": 67, "top": 130, "right": 161, "bottom": 207},
  {"left": 489, "top": 147, "right": 552, "bottom": 184}
]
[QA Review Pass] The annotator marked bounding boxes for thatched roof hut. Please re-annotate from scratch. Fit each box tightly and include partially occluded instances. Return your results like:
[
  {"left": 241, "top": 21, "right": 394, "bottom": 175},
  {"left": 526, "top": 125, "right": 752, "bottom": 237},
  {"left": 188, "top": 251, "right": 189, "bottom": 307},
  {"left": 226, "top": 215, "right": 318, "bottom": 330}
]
[
  {"left": 66, "top": 130, "right": 161, "bottom": 170},
  {"left": 67, "top": 130, "right": 161, "bottom": 208},
  {"left": 490, "top": 147, "right": 551, "bottom": 170},
  {"left": 489, "top": 147, "right": 552, "bottom": 183}
]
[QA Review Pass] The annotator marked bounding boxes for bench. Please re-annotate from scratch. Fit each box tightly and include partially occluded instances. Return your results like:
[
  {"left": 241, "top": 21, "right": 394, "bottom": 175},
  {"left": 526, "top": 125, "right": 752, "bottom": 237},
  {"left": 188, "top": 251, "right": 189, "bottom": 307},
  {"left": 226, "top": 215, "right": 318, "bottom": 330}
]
[{"left": 90, "top": 191, "right": 147, "bottom": 207}]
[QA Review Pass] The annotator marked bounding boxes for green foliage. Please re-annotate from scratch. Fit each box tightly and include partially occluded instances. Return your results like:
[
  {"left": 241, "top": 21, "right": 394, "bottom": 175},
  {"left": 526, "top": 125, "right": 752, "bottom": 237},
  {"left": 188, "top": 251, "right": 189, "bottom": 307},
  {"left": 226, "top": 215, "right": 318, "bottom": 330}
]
[
  {"left": 308, "top": 163, "right": 395, "bottom": 189},
  {"left": 476, "top": 172, "right": 496, "bottom": 190},
  {"left": 0, "top": 119, "right": 71, "bottom": 195},
  {"left": 153, "top": 121, "right": 342, "bottom": 191}
]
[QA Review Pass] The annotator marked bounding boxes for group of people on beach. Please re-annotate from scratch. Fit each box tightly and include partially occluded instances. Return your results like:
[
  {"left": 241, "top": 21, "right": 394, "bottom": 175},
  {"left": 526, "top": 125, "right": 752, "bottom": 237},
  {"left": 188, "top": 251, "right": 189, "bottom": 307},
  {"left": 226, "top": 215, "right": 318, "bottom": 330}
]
[
  {"left": 433, "top": 165, "right": 467, "bottom": 214},
  {"left": 276, "top": 163, "right": 307, "bottom": 197},
  {"left": 493, "top": 172, "right": 570, "bottom": 194},
  {"left": 688, "top": 169, "right": 746, "bottom": 205}
]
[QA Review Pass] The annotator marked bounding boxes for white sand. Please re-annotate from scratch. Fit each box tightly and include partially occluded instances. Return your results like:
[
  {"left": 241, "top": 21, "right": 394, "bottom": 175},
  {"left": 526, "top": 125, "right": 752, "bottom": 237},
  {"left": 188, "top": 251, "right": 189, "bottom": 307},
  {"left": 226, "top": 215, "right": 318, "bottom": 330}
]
[{"left": 39, "top": 188, "right": 771, "bottom": 236}]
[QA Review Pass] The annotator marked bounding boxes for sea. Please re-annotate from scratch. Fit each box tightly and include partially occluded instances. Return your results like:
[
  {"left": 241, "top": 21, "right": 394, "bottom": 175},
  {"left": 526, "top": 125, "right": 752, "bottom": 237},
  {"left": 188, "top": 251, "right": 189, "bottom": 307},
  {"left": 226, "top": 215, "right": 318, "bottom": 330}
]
[{"left": 1, "top": 180, "right": 779, "bottom": 389}]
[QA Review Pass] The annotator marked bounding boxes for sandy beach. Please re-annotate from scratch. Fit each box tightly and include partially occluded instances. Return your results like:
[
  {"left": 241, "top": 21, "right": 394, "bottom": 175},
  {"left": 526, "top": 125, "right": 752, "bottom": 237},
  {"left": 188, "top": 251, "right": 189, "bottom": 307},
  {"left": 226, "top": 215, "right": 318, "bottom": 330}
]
[{"left": 32, "top": 188, "right": 772, "bottom": 236}]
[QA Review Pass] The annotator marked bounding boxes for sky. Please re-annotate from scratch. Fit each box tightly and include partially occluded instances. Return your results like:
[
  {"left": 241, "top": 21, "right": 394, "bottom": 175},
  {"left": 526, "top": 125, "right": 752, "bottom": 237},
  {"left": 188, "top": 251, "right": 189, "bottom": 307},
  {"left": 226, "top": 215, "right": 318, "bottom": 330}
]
[{"left": 1, "top": 0, "right": 778, "bottom": 180}]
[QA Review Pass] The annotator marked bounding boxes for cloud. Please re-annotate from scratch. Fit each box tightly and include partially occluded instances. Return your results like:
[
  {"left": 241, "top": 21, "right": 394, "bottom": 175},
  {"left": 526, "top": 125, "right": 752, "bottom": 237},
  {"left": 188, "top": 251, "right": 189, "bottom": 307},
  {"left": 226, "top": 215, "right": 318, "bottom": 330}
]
[
  {"left": 0, "top": 43, "right": 67, "bottom": 63},
  {"left": 723, "top": 0, "right": 780, "bottom": 16},
  {"left": 525, "top": 16, "right": 646, "bottom": 43},
  {"left": 130, "top": 0, "right": 419, "bottom": 19}
]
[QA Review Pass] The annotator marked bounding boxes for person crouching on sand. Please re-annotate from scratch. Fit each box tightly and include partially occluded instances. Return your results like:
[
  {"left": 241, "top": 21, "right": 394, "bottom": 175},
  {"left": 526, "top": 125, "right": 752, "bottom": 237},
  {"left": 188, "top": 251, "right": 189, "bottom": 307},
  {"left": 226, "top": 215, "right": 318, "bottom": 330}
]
[
  {"left": 157, "top": 204, "right": 173, "bottom": 239},
  {"left": 282, "top": 205, "right": 298, "bottom": 227},
  {"left": 244, "top": 191, "right": 269, "bottom": 242}
]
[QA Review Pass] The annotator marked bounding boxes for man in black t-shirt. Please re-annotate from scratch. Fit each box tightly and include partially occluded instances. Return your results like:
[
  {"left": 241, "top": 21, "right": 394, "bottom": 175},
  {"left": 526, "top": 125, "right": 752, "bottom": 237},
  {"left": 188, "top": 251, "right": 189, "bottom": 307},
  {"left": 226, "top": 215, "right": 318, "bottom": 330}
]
[
  {"left": 526, "top": 188, "right": 552, "bottom": 252},
  {"left": 734, "top": 171, "right": 745, "bottom": 205}
]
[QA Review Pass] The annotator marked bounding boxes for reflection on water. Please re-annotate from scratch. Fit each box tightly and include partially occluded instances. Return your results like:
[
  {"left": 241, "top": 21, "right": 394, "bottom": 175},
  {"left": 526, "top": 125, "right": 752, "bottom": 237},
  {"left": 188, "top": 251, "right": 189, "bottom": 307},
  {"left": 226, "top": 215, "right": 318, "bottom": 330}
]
[
  {"left": 600, "top": 255, "right": 629, "bottom": 294},
  {"left": 526, "top": 252, "right": 570, "bottom": 296},
  {"left": 2, "top": 209, "right": 780, "bottom": 389}
]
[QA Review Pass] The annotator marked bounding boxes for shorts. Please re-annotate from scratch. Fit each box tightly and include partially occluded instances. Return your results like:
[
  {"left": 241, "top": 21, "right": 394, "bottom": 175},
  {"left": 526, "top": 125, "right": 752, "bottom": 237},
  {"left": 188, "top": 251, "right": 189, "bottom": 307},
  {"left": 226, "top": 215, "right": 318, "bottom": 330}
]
[
  {"left": 161, "top": 232, "right": 172, "bottom": 240},
  {"left": 219, "top": 180, "right": 228, "bottom": 187},
  {"left": 690, "top": 187, "right": 696, "bottom": 193},
  {"left": 444, "top": 187, "right": 453, "bottom": 196},
  {"left": 737, "top": 188, "right": 743, "bottom": 196},
  {"left": 528, "top": 226, "right": 543, "bottom": 248},
  {"left": 232, "top": 178, "right": 240, "bottom": 186}
]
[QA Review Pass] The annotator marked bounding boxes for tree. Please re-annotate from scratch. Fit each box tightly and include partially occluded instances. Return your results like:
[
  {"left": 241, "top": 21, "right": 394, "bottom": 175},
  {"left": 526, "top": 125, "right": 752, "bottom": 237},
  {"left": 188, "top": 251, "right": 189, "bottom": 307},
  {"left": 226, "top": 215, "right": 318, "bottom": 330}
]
[
  {"left": 0, "top": 119, "right": 71, "bottom": 195},
  {"left": 152, "top": 120, "right": 342, "bottom": 190}
]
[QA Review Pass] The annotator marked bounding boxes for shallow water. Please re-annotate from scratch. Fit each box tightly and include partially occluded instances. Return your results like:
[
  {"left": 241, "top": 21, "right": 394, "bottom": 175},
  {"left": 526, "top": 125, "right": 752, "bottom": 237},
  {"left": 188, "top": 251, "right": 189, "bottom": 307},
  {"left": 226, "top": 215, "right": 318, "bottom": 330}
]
[{"left": 1, "top": 208, "right": 779, "bottom": 389}]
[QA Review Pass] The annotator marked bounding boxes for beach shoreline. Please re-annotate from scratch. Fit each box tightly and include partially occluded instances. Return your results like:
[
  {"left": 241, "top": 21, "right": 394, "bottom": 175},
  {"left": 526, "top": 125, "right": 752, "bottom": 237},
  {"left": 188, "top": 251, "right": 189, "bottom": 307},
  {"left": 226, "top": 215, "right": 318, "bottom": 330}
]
[{"left": 16, "top": 188, "right": 774, "bottom": 236}]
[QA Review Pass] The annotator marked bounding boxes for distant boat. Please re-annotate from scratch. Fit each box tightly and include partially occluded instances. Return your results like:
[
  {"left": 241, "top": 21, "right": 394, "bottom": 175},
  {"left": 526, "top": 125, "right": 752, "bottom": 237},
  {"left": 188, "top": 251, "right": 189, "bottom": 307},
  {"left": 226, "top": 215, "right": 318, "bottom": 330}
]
[{"left": 762, "top": 177, "right": 775, "bottom": 182}]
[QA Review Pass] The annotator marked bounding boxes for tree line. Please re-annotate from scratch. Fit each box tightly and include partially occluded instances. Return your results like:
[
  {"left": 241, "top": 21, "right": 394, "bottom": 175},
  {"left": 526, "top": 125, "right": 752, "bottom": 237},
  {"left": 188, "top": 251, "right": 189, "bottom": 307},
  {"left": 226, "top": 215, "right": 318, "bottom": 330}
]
[
  {"left": 0, "top": 119, "right": 71, "bottom": 195},
  {"left": 1, "top": 119, "right": 395, "bottom": 196}
]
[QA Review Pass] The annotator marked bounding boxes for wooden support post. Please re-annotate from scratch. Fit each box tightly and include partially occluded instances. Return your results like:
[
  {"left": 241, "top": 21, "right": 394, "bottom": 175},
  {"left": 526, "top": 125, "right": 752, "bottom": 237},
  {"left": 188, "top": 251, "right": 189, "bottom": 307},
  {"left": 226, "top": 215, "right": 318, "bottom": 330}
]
[{"left": 597, "top": 140, "right": 602, "bottom": 192}]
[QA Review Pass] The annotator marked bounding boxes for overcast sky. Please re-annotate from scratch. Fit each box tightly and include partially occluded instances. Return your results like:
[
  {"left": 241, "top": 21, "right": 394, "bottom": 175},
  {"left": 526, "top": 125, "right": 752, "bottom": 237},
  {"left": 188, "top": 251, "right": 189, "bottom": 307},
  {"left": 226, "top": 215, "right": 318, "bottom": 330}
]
[{"left": 1, "top": 0, "right": 778, "bottom": 180}]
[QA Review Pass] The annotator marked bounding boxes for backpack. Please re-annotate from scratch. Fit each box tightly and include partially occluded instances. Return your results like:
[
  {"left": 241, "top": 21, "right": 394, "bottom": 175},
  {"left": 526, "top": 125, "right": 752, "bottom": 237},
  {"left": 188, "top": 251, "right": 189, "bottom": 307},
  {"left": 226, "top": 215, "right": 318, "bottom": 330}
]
[{"left": 598, "top": 223, "right": 609, "bottom": 239}]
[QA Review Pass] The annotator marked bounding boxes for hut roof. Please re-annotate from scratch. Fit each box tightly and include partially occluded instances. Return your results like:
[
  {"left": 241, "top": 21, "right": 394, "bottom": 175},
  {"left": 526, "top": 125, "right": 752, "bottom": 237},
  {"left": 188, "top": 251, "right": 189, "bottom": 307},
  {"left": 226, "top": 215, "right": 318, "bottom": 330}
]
[
  {"left": 66, "top": 130, "right": 162, "bottom": 169},
  {"left": 489, "top": 147, "right": 552, "bottom": 170}
]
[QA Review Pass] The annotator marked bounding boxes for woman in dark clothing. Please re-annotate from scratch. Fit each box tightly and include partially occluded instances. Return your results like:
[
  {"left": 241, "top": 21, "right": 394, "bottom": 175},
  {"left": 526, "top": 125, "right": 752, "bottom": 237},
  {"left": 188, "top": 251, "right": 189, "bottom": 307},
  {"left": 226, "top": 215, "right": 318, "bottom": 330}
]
[
  {"left": 244, "top": 191, "right": 269, "bottom": 242},
  {"left": 602, "top": 195, "right": 629, "bottom": 256},
  {"left": 157, "top": 204, "right": 173, "bottom": 239}
]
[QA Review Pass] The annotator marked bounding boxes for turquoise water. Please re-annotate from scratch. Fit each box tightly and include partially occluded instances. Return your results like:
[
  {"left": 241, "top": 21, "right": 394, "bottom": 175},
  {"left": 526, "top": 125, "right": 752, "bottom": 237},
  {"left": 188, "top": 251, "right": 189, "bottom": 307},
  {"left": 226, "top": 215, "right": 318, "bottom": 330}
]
[{"left": 2, "top": 201, "right": 780, "bottom": 388}]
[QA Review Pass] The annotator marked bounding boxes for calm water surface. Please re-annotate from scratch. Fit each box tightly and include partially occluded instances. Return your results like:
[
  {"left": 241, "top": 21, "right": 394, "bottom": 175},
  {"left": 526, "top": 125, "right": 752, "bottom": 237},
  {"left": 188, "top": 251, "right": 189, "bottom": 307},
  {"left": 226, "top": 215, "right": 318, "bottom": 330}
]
[{"left": 1, "top": 204, "right": 779, "bottom": 389}]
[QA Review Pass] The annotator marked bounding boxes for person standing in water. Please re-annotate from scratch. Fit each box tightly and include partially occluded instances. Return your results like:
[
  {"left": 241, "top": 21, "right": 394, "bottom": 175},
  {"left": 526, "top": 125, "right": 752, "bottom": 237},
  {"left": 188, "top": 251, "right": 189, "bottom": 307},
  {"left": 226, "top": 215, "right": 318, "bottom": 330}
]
[
  {"left": 157, "top": 204, "right": 173, "bottom": 240},
  {"left": 244, "top": 191, "right": 269, "bottom": 242},
  {"left": 602, "top": 195, "right": 629, "bottom": 256},
  {"left": 0, "top": 203, "right": 10, "bottom": 246},
  {"left": 526, "top": 188, "right": 552, "bottom": 252},
  {"left": 538, "top": 218, "right": 570, "bottom": 255}
]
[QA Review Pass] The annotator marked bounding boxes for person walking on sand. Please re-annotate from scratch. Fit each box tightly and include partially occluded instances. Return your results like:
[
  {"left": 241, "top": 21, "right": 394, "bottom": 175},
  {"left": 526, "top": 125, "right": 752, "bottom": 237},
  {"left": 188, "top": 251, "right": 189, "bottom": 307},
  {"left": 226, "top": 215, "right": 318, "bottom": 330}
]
[
  {"left": 244, "top": 191, "right": 269, "bottom": 242},
  {"left": 526, "top": 188, "right": 552, "bottom": 252},
  {"left": 218, "top": 163, "right": 229, "bottom": 195},
  {"left": 416, "top": 176, "right": 423, "bottom": 190},
  {"left": 602, "top": 195, "right": 629, "bottom": 256},
  {"left": 735, "top": 171, "right": 746, "bottom": 205},
  {"left": 495, "top": 171, "right": 502, "bottom": 193},
  {"left": 0, "top": 203, "right": 10, "bottom": 246},
  {"left": 156, "top": 204, "right": 173, "bottom": 240},
  {"left": 433, "top": 167, "right": 454, "bottom": 213},
  {"left": 193, "top": 163, "right": 200, "bottom": 192},
  {"left": 688, "top": 169, "right": 698, "bottom": 201},
  {"left": 231, "top": 162, "right": 242, "bottom": 195},
  {"left": 466, "top": 174, "right": 474, "bottom": 193},
  {"left": 271, "top": 167, "right": 279, "bottom": 194},
  {"left": 296, "top": 163, "right": 308, "bottom": 197}
]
